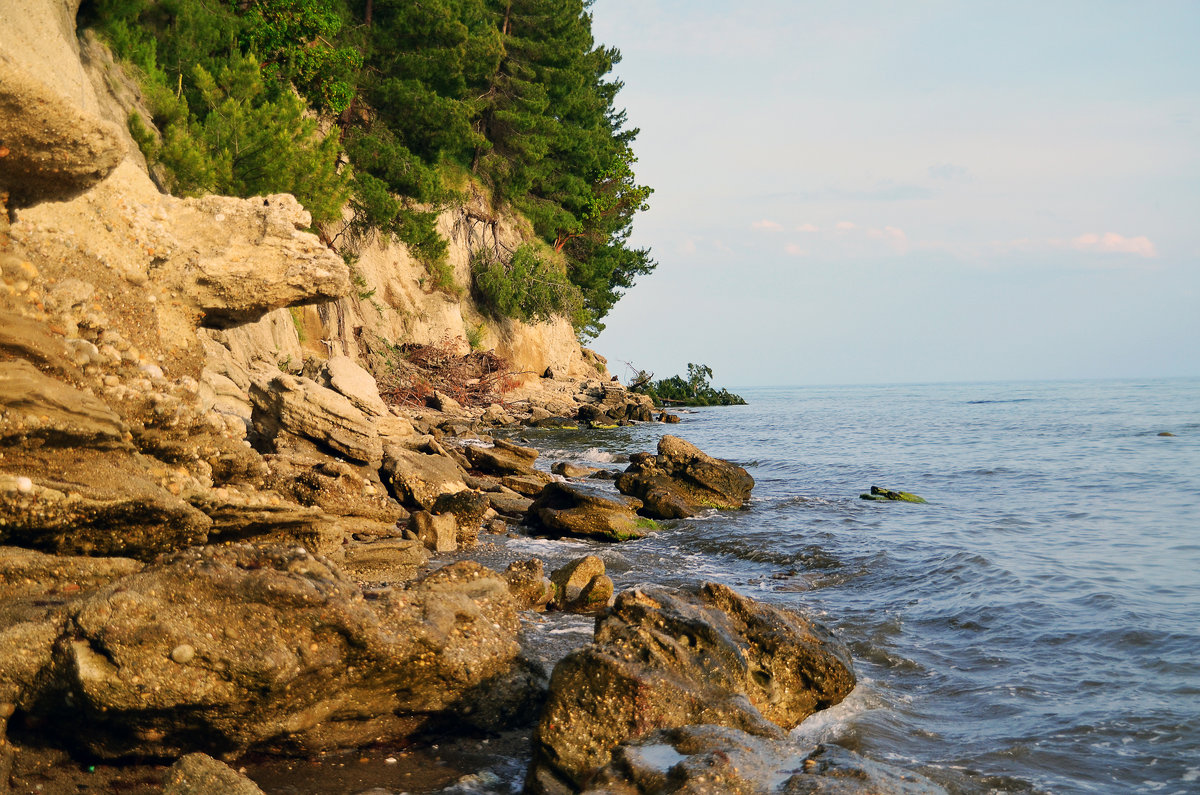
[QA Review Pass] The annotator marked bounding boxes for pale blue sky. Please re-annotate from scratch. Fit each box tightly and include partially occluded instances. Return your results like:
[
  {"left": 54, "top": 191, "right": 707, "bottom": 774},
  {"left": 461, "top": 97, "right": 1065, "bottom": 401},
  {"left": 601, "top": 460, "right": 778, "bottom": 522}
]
[{"left": 590, "top": 1, "right": 1200, "bottom": 386}]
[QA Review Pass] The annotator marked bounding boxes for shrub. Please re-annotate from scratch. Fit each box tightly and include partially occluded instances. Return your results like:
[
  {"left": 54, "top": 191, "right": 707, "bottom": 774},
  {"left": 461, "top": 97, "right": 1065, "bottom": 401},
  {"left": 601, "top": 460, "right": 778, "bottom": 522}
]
[{"left": 471, "top": 244, "right": 583, "bottom": 324}]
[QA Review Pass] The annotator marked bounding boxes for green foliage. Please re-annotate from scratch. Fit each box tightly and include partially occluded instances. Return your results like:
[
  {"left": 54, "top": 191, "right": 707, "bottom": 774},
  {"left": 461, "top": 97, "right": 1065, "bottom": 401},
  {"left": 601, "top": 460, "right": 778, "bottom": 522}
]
[
  {"left": 84, "top": 0, "right": 656, "bottom": 327},
  {"left": 632, "top": 363, "right": 747, "bottom": 407},
  {"left": 471, "top": 244, "right": 583, "bottom": 324},
  {"left": 464, "top": 319, "right": 487, "bottom": 350}
]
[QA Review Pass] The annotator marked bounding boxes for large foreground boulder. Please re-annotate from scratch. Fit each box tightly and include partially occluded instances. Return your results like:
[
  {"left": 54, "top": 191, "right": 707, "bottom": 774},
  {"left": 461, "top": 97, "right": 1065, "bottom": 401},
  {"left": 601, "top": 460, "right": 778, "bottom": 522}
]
[
  {"left": 582, "top": 726, "right": 947, "bottom": 795},
  {"left": 529, "top": 482, "right": 646, "bottom": 542},
  {"left": 249, "top": 372, "right": 383, "bottom": 466},
  {"left": 615, "top": 435, "right": 753, "bottom": 519},
  {"left": 18, "top": 547, "right": 538, "bottom": 759},
  {"left": 530, "top": 583, "right": 855, "bottom": 791}
]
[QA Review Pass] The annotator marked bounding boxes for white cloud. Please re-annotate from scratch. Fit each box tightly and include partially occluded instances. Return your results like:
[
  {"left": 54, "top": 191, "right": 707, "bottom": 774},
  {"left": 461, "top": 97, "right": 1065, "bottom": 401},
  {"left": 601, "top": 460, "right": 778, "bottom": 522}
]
[
  {"left": 784, "top": 243, "right": 808, "bottom": 256},
  {"left": 1069, "top": 232, "right": 1158, "bottom": 258},
  {"left": 752, "top": 219, "right": 783, "bottom": 231},
  {"left": 868, "top": 225, "right": 909, "bottom": 253},
  {"left": 796, "top": 223, "right": 820, "bottom": 233},
  {"left": 835, "top": 221, "right": 856, "bottom": 232}
]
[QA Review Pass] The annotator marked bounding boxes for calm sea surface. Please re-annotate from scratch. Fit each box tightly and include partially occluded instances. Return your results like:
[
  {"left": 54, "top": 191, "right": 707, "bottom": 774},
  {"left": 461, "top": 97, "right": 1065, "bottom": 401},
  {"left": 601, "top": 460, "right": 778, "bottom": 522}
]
[{"left": 477, "top": 377, "right": 1200, "bottom": 794}]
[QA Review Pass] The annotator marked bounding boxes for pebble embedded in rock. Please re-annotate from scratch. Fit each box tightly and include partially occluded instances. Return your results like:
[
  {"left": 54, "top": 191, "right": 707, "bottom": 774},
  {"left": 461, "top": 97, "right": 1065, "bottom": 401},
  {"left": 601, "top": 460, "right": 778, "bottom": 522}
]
[{"left": 170, "top": 643, "right": 196, "bottom": 664}]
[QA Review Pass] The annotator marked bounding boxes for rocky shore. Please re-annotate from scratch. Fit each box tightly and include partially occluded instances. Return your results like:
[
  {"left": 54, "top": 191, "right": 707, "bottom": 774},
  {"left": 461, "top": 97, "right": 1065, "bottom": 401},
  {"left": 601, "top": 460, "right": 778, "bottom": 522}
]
[{"left": 0, "top": 3, "right": 948, "bottom": 793}]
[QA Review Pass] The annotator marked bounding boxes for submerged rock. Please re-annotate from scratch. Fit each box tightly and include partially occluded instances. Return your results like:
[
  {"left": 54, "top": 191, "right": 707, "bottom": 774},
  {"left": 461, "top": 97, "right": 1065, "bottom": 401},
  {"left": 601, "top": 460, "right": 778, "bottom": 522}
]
[
  {"left": 615, "top": 435, "right": 754, "bottom": 519},
  {"left": 859, "top": 486, "right": 927, "bottom": 503},
  {"left": 530, "top": 582, "right": 856, "bottom": 791},
  {"left": 582, "top": 726, "right": 947, "bottom": 795},
  {"left": 528, "top": 481, "right": 646, "bottom": 542}
]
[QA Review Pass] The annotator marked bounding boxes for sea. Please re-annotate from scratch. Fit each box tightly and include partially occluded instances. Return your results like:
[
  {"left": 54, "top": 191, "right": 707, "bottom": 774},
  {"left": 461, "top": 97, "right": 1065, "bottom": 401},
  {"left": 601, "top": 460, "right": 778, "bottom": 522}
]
[{"left": 464, "top": 377, "right": 1200, "bottom": 795}]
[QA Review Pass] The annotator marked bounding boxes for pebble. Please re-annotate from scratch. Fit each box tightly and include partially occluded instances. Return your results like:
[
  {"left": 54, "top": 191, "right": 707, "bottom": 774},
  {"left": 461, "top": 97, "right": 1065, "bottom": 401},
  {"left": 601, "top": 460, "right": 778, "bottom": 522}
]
[
  {"left": 169, "top": 644, "right": 195, "bottom": 664},
  {"left": 16, "top": 476, "right": 33, "bottom": 493}
]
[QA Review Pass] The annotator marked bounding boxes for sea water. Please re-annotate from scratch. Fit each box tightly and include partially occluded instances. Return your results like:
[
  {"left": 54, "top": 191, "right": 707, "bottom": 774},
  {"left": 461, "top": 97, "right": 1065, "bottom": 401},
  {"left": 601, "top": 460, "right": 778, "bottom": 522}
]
[{"left": 495, "top": 377, "right": 1200, "bottom": 794}]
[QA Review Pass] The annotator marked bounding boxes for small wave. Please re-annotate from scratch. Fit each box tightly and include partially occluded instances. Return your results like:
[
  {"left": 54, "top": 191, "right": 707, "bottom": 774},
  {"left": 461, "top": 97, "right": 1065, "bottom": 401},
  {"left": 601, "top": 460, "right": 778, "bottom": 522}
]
[{"left": 966, "top": 398, "right": 1035, "bottom": 404}]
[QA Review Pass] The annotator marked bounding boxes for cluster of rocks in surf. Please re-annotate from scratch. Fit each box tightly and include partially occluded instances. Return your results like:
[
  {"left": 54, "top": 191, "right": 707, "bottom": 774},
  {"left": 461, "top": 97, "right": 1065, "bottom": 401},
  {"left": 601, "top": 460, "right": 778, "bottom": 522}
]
[{"left": 0, "top": 10, "right": 945, "bottom": 794}]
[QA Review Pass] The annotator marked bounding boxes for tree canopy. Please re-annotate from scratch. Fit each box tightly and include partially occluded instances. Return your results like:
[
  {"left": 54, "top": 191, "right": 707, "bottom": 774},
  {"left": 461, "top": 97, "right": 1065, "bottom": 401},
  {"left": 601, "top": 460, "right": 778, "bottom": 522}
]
[{"left": 84, "top": 0, "right": 654, "bottom": 337}]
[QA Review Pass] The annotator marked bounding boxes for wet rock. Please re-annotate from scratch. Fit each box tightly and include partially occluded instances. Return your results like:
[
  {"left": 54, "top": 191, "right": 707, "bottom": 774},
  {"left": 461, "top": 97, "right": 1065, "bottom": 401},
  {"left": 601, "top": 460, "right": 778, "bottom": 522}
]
[
  {"left": 659, "top": 412, "right": 681, "bottom": 424},
  {"left": 249, "top": 372, "right": 383, "bottom": 466},
  {"left": 529, "top": 482, "right": 646, "bottom": 542},
  {"left": 431, "top": 490, "right": 490, "bottom": 548},
  {"left": 581, "top": 726, "right": 947, "bottom": 795},
  {"left": 531, "top": 582, "right": 855, "bottom": 790},
  {"left": 0, "top": 58, "right": 123, "bottom": 209},
  {"left": 859, "top": 486, "right": 926, "bottom": 503},
  {"left": 1157, "top": 431, "right": 1175, "bottom": 437},
  {"left": 615, "top": 435, "right": 754, "bottom": 519},
  {"left": 504, "top": 559, "right": 554, "bottom": 611},
  {"left": 409, "top": 510, "right": 458, "bottom": 553},
  {"left": 381, "top": 445, "right": 467, "bottom": 510},
  {"left": 549, "top": 555, "right": 613, "bottom": 612},
  {"left": 551, "top": 461, "right": 599, "bottom": 479},
  {"left": 465, "top": 438, "right": 538, "bottom": 476},
  {"left": 22, "top": 548, "right": 534, "bottom": 759},
  {"left": 163, "top": 752, "right": 266, "bottom": 795},
  {"left": 487, "top": 491, "right": 533, "bottom": 520}
]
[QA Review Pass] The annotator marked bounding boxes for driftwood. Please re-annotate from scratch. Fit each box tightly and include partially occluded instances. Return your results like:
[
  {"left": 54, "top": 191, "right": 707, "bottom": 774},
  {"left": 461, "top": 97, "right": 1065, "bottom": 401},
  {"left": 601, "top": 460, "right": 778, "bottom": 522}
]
[{"left": 376, "top": 338, "right": 520, "bottom": 409}]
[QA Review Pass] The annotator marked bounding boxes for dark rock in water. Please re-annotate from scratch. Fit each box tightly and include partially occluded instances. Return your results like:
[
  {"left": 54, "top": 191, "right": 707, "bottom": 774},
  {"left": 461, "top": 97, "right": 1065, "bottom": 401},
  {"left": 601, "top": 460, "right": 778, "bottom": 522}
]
[
  {"left": 532, "top": 416, "right": 581, "bottom": 430},
  {"left": 504, "top": 559, "right": 554, "bottom": 611},
  {"left": 580, "top": 726, "right": 947, "bottom": 795},
  {"left": 1157, "top": 431, "right": 1175, "bottom": 437},
  {"left": 529, "top": 482, "right": 646, "bottom": 542},
  {"left": 549, "top": 555, "right": 614, "bottom": 612},
  {"left": 659, "top": 411, "right": 681, "bottom": 424},
  {"left": 860, "top": 486, "right": 927, "bottom": 503},
  {"left": 487, "top": 491, "right": 534, "bottom": 519},
  {"left": 530, "top": 582, "right": 856, "bottom": 791},
  {"left": 465, "top": 438, "right": 539, "bottom": 476},
  {"left": 163, "top": 752, "right": 265, "bottom": 795},
  {"left": 15, "top": 547, "right": 537, "bottom": 759},
  {"left": 615, "top": 435, "right": 754, "bottom": 519},
  {"left": 551, "top": 461, "right": 599, "bottom": 479}
]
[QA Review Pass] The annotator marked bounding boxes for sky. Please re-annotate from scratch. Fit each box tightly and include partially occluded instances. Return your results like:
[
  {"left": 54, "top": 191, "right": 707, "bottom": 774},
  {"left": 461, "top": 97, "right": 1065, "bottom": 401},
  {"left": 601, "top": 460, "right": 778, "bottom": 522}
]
[{"left": 588, "top": 0, "right": 1200, "bottom": 387}]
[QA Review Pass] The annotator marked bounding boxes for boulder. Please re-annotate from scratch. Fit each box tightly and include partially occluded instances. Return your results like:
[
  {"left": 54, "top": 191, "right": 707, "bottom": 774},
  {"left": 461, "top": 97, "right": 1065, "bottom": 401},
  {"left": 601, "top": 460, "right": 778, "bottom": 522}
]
[
  {"left": 171, "top": 194, "right": 350, "bottom": 328},
  {"left": 0, "top": 58, "right": 124, "bottom": 209},
  {"left": 549, "top": 555, "right": 613, "bottom": 612},
  {"left": 551, "top": 461, "right": 599, "bottom": 479},
  {"left": 249, "top": 372, "right": 383, "bottom": 466},
  {"left": 504, "top": 559, "right": 554, "bottom": 611},
  {"left": 860, "top": 486, "right": 927, "bottom": 503},
  {"left": 263, "top": 454, "right": 402, "bottom": 526},
  {"left": 501, "top": 471, "right": 555, "bottom": 497},
  {"left": 465, "top": 438, "right": 538, "bottom": 476},
  {"left": 0, "top": 360, "right": 130, "bottom": 450},
  {"left": 531, "top": 582, "right": 855, "bottom": 790},
  {"left": 581, "top": 726, "right": 947, "bottom": 795},
  {"left": 381, "top": 445, "right": 467, "bottom": 510},
  {"left": 22, "top": 548, "right": 536, "bottom": 758},
  {"left": 529, "top": 482, "right": 646, "bottom": 542},
  {"left": 409, "top": 510, "right": 458, "bottom": 553},
  {"left": 322, "top": 356, "right": 389, "bottom": 418},
  {"left": 341, "top": 539, "right": 428, "bottom": 583},
  {"left": 615, "top": 435, "right": 754, "bottom": 519},
  {"left": 162, "top": 753, "right": 266, "bottom": 795},
  {"left": 487, "top": 491, "right": 534, "bottom": 519},
  {"left": 431, "top": 490, "right": 490, "bottom": 547}
]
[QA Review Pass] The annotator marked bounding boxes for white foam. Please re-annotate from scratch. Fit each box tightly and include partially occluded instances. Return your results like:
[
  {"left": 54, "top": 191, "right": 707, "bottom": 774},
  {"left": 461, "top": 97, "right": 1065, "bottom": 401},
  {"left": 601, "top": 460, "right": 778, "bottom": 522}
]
[
  {"left": 788, "top": 681, "right": 878, "bottom": 745},
  {"left": 581, "top": 447, "right": 618, "bottom": 463}
]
